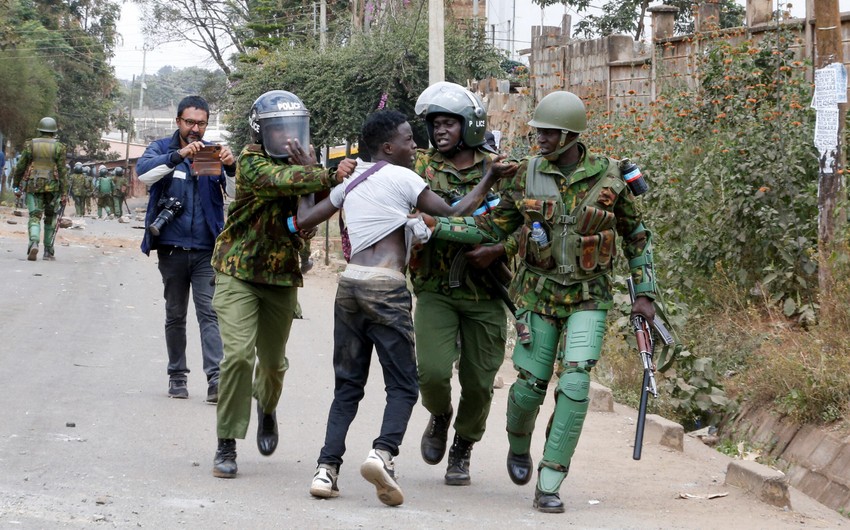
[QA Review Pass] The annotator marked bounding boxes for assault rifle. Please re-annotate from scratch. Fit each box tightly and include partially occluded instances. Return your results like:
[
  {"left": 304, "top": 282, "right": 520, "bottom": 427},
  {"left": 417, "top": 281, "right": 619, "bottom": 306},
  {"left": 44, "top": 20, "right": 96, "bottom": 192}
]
[{"left": 627, "top": 277, "right": 674, "bottom": 460}]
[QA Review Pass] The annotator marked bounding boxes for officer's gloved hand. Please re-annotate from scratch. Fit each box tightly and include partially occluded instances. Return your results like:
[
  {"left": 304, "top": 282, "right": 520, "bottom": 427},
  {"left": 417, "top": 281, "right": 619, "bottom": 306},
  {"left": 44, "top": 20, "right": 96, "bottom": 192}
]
[{"left": 630, "top": 295, "right": 656, "bottom": 323}]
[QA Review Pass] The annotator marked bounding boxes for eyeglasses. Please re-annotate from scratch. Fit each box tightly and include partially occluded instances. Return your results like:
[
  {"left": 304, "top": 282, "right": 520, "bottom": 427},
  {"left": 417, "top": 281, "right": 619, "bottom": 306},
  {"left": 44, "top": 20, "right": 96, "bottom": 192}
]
[{"left": 178, "top": 117, "right": 208, "bottom": 129}]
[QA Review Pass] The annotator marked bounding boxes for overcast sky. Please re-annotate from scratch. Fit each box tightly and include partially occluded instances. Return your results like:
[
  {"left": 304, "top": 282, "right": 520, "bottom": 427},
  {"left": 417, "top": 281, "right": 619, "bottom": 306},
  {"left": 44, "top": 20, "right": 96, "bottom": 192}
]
[{"left": 109, "top": 1, "right": 837, "bottom": 81}]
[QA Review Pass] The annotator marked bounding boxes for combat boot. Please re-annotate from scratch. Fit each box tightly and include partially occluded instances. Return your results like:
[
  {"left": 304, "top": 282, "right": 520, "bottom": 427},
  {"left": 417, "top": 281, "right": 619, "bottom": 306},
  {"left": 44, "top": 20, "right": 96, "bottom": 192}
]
[
  {"left": 421, "top": 405, "right": 453, "bottom": 465},
  {"left": 256, "top": 402, "right": 278, "bottom": 456},
  {"left": 43, "top": 248, "right": 55, "bottom": 261},
  {"left": 27, "top": 242, "right": 38, "bottom": 261},
  {"left": 507, "top": 450, "right": 534, "bottom": 485},
  {"left": 444, "top": 433, "right": 473, "bottom": 486},
  {"left": 533, "top": 486, "right": 565, "bottom": 513},
  {"left": 213, "top": 438, "right": 237, "bottom": 478}
]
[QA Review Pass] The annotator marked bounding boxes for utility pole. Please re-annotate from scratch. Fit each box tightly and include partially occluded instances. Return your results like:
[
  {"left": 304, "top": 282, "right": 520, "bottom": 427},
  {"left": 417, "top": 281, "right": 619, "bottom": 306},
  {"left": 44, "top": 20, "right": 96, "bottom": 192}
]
[
  {"left": 320, "top": 0, "right": 327, "bottom": 50},
  {"left": 125, "top": 75, "right": 135, "bottom": 176},
  {"left": 429, "top": 0, "right": 445, "bottom": 84},
  {"left": 813, "top": 0, "right": 846, "bottom": 296}
]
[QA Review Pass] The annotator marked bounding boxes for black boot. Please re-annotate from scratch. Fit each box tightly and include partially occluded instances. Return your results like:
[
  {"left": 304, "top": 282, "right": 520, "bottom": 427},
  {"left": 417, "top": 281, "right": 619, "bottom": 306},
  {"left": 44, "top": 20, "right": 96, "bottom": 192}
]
[
  {"left": 421, "top": 406, "right": 453, "bottom": 465},
  {"left": 256, "top": 402, "right": 279, "bottom": 456},
  {"left": 213, "top": 438, "right": 237, "bottom": 478},
  {"left": 444, "top": 433, "right": 473, "bottom": 486},
  {"left": 507, "top": 451, "right": 534, "bottom": 485},
  {"left": 533, "top": 486, "right": 565, "bottom": 513}
]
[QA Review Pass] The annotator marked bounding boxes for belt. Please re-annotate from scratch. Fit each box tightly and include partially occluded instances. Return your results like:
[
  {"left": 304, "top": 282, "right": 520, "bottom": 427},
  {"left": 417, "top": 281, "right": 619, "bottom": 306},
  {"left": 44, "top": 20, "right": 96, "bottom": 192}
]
[{"left": 158, "top": 245, "right": 203, "bottom": 252}]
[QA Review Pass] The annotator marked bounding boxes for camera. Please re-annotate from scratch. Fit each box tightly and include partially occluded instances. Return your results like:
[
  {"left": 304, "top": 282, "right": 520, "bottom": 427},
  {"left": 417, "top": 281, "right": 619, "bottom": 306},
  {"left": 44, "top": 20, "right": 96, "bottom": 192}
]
[{"left": 148, "top": 196, "right": 183, "bottom": 236}]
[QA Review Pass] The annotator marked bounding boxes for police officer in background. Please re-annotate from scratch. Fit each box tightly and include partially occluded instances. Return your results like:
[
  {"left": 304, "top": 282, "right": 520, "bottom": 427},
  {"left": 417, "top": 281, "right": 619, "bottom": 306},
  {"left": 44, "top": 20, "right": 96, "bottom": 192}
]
[
  {"left": 69, "top": 162, "right": 88, "bottom": 217},
  {"left": 420, "top": 90, "right": 659, "bottom": 513},
  {"left": 12, "top": 117, "right": 69, "bottom": 261},
  {"left": 112, "top": 166, "right": 128, "bottom": 217}
]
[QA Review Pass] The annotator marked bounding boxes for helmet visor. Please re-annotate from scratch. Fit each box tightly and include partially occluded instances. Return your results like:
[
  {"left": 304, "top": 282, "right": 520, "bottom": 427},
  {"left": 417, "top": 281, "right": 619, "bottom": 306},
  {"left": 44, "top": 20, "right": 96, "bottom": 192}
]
[
  {"left": 260, "top": 116, "right": 310, "bottom": 159},
  {"left": 415, "top": 82, "right": 485, "bottom": 119}
]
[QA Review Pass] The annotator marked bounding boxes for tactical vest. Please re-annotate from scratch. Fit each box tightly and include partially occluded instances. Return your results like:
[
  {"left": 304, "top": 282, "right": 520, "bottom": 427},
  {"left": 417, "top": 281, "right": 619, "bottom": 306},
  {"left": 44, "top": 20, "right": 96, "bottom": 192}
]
[
  {"left": 520, "top": 155, "right": 625, "bottom": 287},
  {"left": 26, "top": 138, "right": 59, "bottom": 193}
]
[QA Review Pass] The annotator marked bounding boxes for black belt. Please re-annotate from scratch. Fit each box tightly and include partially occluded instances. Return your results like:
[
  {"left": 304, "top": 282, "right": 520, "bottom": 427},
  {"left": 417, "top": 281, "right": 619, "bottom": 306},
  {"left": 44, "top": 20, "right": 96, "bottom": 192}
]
[{"left": 158, "top": 245, "right": 203, "bottom": 252}]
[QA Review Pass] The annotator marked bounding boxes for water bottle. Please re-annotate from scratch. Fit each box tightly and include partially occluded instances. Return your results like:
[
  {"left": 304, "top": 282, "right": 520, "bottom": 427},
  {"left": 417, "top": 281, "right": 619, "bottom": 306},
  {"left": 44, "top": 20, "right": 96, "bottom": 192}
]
[
  {"left": 530, "top": 221, "right": 549, "bottom": 248},
  {"left": 620, "top": 158, "right": 648, "bottom": 196}
]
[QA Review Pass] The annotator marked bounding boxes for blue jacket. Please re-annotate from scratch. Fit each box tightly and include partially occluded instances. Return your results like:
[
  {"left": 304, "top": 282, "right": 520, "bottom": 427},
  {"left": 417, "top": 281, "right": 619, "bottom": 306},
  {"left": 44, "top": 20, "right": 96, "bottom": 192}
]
[{"left": 137, "top": 130, "right": 230, "bottom": 255}]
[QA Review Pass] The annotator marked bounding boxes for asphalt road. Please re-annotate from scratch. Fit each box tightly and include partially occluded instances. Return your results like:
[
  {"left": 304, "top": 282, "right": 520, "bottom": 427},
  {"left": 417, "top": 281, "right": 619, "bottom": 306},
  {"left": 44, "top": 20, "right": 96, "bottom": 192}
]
[{"left": 0, "top": 204, "right": 846, "bottom": 529}]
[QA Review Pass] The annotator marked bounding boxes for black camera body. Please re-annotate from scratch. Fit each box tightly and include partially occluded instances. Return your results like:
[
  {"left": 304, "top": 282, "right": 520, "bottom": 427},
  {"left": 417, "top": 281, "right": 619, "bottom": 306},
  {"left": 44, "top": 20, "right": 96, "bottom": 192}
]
[{"left": 148, "top": 196, "right": 183, "bottom": 236}]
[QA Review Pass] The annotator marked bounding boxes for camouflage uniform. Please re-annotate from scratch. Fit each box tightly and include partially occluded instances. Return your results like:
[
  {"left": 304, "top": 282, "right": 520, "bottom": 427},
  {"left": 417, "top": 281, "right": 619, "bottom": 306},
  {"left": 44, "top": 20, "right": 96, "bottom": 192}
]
[
  {"left": 212, "top": 144, "right": 338, "bottom": 441},
  {"left": 69, "top": 169, "right": 89, "bottom": 217},
  {"left": 430, "top": 143, "right": 653, "bottom": 508},
  {"left": 112, "top": 172, "right": 128, "bottom": 216},
  {"left": 12, "top": 136, "right": 68, "bottom": 259},
  {"left": 410, "top": 147, "right": 507, "bottom": 449}
]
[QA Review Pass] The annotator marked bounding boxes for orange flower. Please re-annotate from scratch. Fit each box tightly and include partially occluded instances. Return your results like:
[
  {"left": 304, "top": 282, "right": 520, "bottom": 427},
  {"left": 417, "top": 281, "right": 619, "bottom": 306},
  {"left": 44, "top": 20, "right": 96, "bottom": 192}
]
[{"left": 758, "top": 186, "right": 769, "bottom": 192}]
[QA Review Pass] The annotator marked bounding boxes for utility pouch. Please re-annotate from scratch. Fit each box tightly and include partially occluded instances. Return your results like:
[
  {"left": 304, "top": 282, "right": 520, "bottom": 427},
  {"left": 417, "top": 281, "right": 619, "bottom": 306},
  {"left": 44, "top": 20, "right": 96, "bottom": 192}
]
[
  {"left": 579, "top": 235, "right": 600, "bottom": 272},
  {"left": 597, "top": 229, "right": 616, "bottom": 267},
  {"left": 576, "top": 205, "right": 616, "bottom": 235}
]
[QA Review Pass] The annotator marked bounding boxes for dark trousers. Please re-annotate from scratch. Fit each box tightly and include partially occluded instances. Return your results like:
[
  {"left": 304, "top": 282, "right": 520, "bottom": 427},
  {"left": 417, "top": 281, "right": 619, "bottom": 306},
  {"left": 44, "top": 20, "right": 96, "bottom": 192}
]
[
  {"left": 318, "top": 275, "right": 419, "bottom": 469},
  {"left": 156, "top": 247, "right": 223, "bottom": 383}
]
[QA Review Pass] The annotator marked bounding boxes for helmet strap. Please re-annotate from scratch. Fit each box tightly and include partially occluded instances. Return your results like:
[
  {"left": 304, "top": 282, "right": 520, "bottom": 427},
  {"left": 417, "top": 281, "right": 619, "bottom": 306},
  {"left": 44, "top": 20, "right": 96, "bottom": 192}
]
[{"left": 543, "top": 131, "right": 579, "bottom": 161}]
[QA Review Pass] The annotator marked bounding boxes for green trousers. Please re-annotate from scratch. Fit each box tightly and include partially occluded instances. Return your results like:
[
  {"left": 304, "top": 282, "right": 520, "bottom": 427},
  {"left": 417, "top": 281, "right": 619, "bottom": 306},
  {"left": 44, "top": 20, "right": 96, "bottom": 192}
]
[
  {"left": 26, "top": 191, "right": 60, "bottom": 250},
  {"left": 414, "top": 291, "right": 507, "bottom": 442},
  {"left": 213, "top": 273, "right": 297, "bottom": 439}
]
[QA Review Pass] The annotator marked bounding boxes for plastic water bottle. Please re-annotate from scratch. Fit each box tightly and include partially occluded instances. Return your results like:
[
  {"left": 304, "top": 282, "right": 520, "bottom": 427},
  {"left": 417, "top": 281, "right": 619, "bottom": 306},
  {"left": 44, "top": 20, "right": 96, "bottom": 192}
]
[{"left": 530, "top": 221, "right": 549, "bottom": 248}]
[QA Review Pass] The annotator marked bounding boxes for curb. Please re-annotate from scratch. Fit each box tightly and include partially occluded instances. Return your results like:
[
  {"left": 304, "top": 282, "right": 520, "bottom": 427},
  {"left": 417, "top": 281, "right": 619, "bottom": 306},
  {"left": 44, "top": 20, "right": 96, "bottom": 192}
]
[{"left": 725, "top": 460, "right": 791, "bottom": 509}]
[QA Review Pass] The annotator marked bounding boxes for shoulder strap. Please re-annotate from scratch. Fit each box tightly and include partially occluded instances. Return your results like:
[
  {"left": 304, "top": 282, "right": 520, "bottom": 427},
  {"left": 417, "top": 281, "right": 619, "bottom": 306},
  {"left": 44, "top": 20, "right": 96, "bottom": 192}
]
[{"left": 344, "top": 160, "right": 388, "bottom": 195}]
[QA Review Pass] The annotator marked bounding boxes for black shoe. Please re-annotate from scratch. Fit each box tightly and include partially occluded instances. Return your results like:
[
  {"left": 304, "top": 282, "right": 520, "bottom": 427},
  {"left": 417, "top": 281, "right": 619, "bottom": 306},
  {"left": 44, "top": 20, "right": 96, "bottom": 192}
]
[
  {"left": 256, "top": 402, "right": 278, "bottom": 456},
  {"left": 421, "top": 406, "right": 453, "bottom": 465},
  {"left": 507, "top": 451, "right": 533, "bottom": 485},
  {"left": 206, "top": 381, "right": 218, "bottom": 404},
  {"left": 168, "top": 379, "right": 188, "bottom": 399},
  {"left": 444, "top": 433, "right": 473, "bottom": 486},
  {"left": 43, "top": 249, "right": 55, "bottom": 261},
  {"left": 533, "top": 486, "right": 565, "bottom": 513},
  {"left": 213, "top": 438, "right": 237, "bottom": 478}
]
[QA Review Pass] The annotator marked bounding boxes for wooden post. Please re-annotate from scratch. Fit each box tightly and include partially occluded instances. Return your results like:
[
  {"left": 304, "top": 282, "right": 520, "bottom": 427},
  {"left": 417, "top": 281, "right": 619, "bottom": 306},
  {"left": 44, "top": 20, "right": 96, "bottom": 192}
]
[{"left": 813, "top": 0, "right": 846, "bottom": 296}]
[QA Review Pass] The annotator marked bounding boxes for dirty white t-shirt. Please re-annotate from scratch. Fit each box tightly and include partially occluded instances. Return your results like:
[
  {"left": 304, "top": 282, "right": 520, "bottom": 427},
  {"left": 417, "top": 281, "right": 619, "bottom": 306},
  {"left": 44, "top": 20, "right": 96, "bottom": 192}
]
[{"left": 330, "top": 159, "right": 427, "bottom": 257}]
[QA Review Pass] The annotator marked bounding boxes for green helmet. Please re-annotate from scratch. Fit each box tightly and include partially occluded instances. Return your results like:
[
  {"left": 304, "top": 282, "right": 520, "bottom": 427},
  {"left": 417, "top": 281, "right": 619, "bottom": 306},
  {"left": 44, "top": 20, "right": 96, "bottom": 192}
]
[
  {"left": 114, "top": 167, "right": 124, "bottom": 177},
  {"left": 82, "top": 166, "right": 92, "bottom": 176},
  {"left": 415, "top": 82, "right": 494, "bottom": 153},
  {"left": 528, "top": 91, "right": 587, "bottom": 133},
  {"left": 73, "top": 162, "right": 83, "bottom": 174},
  {"left": 98, "top": 165, "right": 108, "bottom": 177},
  {"left": 37, "top": 117, "right": 58, "bottom": 134}
]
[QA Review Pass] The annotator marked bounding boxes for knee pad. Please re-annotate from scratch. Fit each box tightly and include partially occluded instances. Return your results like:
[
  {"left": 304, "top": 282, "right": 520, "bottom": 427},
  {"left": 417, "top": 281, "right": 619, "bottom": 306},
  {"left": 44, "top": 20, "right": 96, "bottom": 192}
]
[
  {"left": 512, "top": 312, "right": 559, "bottom": 381},
  {"left": 541, "top": 368, "right": 590, "bottom": 470}
]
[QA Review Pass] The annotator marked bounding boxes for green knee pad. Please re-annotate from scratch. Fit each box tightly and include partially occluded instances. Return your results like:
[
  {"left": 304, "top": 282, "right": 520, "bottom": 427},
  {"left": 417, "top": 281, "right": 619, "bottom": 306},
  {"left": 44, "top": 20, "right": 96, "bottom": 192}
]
[
  {"left": 512, "top": 312, "right": 559, "bottom": 380},
  {"left": 540, "top": 368, "right": 590, "bottom": 471},
  {"left": 506, "top": 378, "right": 546, "bottom": 454}
]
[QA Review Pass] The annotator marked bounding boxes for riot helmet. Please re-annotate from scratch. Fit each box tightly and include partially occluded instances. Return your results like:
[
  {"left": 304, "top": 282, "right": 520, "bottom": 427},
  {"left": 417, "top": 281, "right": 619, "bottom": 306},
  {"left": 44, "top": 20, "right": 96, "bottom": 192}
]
[
  {"left": 528, "top": 91, "right": 587, "bottom": 160},
  {"left": 82, "top": 166, "right": 91, "bottom": 176},
  {"left": 415, "top": 82, "right": 494, "bottom": 153},
  {"left": 98, "top": 165, "right": 108, "bottom": 178},
  {"left": 37, "top": 117, "right": 58, "bottom": 134},
  {"left": 248, "top": 90, "right": 310, "bottom": 160},
  {"left": 73, "top": 162, "right": 83, "bottom": 174},
  {"left": 114, "top": 167, "right": 124, "bottom": 177}
]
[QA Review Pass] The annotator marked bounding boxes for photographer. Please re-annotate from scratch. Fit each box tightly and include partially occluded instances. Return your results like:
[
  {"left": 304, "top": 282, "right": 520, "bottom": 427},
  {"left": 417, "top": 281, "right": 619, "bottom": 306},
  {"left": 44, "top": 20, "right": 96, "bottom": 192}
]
[{"left": 138, "top": 95, "right": 236, "bottom": 403}]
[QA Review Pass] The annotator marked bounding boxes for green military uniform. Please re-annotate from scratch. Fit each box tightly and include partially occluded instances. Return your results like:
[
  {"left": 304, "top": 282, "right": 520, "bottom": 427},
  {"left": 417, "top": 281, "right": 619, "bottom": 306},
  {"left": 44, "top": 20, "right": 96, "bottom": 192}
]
[
  {"left": 69, "top": 165, "right": 88, "bottom": 217},
  {"left": 12, "top": 126, "right": 68, "bottom": 260},
  {"left": 430, "top": 144, "right": 655, "bottom": 511},
  {"left": 84, "top": 168, "right": 95, "bottom": 215},
  {"left": 212, "top": 143, "right": 338, "bottom": 442},
  {"left": 112, "top": 169, "right": 128, "bottom": 216},
  {"left": 96, "top": 170, "right": 113, "bottom": 218},
  {"left": 410, "top": 147, "right": 507, "bottom": 449}
]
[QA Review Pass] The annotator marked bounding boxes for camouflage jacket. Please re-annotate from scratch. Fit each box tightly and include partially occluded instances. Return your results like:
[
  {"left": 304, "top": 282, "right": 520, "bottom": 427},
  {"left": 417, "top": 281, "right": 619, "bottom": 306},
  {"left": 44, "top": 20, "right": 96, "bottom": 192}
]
[
  {"left": 437, "top": 144, "right": 649, "bottom": 318},
  {"left": 113, "top": 176, "right": 128, "bottom": 197},
  {"left": 409, "top": 147, "right": 502, "bottom": 301},
  {"left": 70, "top": 173, "right": 90, "bottom": 196},
  {"left": 12, "top": 137, "right": 68, "bottom": 194},
  {"left": 211, "top": 144, "right": 337, "bottom": 287}
]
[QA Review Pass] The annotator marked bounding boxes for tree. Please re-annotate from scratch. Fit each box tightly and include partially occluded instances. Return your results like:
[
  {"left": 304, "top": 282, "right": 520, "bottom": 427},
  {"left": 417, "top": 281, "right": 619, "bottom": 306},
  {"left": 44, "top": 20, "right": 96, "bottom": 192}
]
[
  {"left": 532, "top": 0, "right": 744, "bottom": 39},
  {"left": 133, "top": 0, "right": 249, "bottom": 78},
  {"left": 0, "top": 0, "right": 120, "bottom": 158}
]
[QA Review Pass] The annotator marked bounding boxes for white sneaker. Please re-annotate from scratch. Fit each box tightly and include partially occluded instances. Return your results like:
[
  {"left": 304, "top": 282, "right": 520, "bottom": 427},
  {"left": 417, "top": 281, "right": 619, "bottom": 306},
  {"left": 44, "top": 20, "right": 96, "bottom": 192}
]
[
  {"left": 360, "top": 448, "right": 404, "bottom": 506},
  {"left": 310, "top": 464, "right": 339, "bottom": 498}
]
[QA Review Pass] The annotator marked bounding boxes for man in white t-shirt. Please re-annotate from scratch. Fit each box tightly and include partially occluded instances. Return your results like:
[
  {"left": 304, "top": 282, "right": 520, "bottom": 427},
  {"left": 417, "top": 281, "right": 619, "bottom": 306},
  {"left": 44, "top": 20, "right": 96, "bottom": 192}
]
[{"left": 289, "top": 109, "right": 516, "bottom": 506}]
